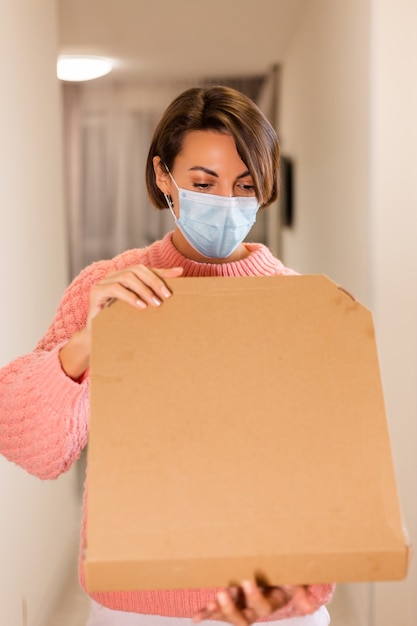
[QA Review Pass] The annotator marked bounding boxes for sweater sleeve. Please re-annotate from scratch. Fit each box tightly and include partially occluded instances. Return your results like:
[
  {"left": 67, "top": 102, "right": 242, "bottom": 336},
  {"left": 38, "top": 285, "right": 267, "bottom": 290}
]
[{"left": 0, "top": 259, "right": 114, "bottom": 480}]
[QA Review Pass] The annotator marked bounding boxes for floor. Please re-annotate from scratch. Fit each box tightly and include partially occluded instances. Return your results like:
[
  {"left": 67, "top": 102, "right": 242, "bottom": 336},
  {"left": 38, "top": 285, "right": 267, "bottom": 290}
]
[{"left": 44, "top": 558, "right": 359, "bottom": 626}]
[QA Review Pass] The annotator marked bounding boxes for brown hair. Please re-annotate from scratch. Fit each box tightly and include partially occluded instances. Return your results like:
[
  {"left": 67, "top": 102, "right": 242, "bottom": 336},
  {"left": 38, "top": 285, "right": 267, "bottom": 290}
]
[{"left": 146, "top": 86, "right": 280, "bottom": 209}]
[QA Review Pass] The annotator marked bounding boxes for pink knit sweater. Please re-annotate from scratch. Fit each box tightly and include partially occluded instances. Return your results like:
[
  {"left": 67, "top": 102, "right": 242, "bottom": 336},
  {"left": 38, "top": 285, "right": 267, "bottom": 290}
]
[{"left": 0, "top": 233, "right": 334, "bottom": 619}]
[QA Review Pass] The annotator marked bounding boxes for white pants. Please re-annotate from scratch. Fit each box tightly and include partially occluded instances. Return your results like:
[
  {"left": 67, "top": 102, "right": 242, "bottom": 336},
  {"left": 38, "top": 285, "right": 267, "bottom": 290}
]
[{"left": 86, "top": 601, "right": 330, "bottom": 626}]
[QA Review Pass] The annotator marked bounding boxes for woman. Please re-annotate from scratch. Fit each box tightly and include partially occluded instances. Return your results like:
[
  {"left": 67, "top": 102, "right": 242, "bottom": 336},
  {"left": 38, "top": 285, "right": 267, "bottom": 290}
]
[{"left": 0, "top": 86, "right": 334, "bottom": 625}]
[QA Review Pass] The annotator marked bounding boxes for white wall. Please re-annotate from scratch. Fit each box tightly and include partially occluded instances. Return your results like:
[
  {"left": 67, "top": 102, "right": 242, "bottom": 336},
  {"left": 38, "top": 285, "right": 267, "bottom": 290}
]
[
  {"left": 0, "top": 2, "right": 80, "bottom": 625},
  {"left": 370, "top": 0, "right": 417, "bottom": 624},
  {"left": 280, "top": 0, "right": 371, "bottom": 306},
  {"left": 280, "top": 0, "right": 416, "bottom": 624}
]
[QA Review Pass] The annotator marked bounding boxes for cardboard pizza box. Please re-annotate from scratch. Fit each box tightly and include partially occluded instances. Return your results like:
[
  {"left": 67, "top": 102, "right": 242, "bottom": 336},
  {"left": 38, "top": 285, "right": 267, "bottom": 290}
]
[{"left": 84, "top": 275, "right": 410, "bottom": 591}]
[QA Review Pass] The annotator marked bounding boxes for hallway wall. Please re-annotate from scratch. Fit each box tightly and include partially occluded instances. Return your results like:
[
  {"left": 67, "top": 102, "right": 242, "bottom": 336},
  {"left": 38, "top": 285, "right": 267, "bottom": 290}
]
[
  {"left": 0, "top": 2, "right": 80, "bottom": 625},
  {"left": 279, "top": 0, "right": 371, "bottom": 305},
  {"left": 370, "top": 0, "right": 417, "bottom": 623}
]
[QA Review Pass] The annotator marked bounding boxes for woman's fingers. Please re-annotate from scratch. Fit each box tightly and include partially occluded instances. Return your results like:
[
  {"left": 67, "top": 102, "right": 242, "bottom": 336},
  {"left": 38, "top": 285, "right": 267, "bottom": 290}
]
[
  {"left": 280, "top": 585, "right": 316, "bottom": 614},
  {"left": 240, "top": 580, "right": 282, "bottom": 616},
  {"left": 194, "top": 590, "right": 256, "bottom": 626},
  {"left": 192, "top": 600, "right": 221, "bottom": 623},
  {"left": 87, "top": 265, "right": 183, "bottom": 323},
  {"left": 192, "top": 583, "right": 275, "bottom": 626},
  {"left": 192, "top": 581, "right": 315, "bottom": 626},
  {"left": 122, "top": 265, "right": 184, "bottom": 306},
  {"left": 99, "top": 265, "right": 182, "bottom": 305},
  {"left": 215, "top": 590, "right": 255, "bottom": 626}
]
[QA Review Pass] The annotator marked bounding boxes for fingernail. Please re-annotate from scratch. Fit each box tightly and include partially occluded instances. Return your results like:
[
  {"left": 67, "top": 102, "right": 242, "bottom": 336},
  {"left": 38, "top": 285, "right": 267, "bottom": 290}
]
[
  {"left": 217, "top": 591, "right": 229, "bottom": 606},
  {"left": 136, "top": 300, "right": 147, "bottom": 309},
  {"left": 151, "top": 296, "right": 162, "bottom": 306},
  {"left": 161, "top": 286, "right": 172, "bottom": 298},
  {"left": 242, "top": 580, "right": 254, "bottom": 594}
]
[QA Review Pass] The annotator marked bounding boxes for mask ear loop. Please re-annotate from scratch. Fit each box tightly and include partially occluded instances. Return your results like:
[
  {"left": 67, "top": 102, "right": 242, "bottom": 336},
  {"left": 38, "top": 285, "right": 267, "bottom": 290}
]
[
  {"left": 163, "top": 165, "right": 179, "bottom": 220},
  {"left": 163, "top": 193, "right": 177, "bottom": 221}
]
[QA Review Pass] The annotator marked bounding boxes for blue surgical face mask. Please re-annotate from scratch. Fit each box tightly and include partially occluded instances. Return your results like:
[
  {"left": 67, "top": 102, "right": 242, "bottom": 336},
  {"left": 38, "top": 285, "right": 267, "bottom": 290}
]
[{"left": 164, "top": 174, "right": 260, "bottom": 259}]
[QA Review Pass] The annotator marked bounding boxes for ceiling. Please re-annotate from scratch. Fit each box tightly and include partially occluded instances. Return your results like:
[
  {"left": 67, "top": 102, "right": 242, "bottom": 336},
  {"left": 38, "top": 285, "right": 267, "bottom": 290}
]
[{"left": 57, "top": 0, "right": 307, "bottom": 82}]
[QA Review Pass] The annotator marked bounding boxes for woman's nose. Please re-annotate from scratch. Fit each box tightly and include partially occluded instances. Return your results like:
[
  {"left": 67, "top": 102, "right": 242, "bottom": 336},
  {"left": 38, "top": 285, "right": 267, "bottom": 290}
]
[{"left": 216, "top": 183, "right": 235, "bottom": 197}]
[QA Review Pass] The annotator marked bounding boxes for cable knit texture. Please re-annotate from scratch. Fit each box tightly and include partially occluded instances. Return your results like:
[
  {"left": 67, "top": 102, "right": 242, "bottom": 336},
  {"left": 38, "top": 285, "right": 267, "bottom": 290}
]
[{"left": 0, "top": 233, "right": 334, "bottom": 619}]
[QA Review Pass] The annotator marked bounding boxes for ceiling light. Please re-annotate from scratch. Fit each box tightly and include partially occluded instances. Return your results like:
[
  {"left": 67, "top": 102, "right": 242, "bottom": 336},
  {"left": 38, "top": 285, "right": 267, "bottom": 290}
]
[{"left": 57, "top": 55, "right": 113, "bottom": 82}]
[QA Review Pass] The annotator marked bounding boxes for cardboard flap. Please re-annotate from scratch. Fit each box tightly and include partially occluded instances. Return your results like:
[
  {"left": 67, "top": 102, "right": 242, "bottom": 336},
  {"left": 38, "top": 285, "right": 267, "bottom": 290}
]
[{"left": 85, "top": 275, "right": 410, "bottom": 591}]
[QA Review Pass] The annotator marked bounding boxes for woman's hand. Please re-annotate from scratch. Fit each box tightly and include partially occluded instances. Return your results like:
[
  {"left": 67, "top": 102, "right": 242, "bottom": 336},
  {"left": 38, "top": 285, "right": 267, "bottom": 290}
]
[
  {"left": 85, "top": 264, "right": 184, "bottom": 331},
  {"left": 59, "top": 264, "right": 183, "bottom": 380},
  {"left": 193, "top": 580, "right": 317, "bottom": 626}
]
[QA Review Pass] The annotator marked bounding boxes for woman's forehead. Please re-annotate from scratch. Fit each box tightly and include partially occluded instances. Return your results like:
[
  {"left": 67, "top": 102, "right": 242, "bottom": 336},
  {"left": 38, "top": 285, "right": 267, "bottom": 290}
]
[{"left": 174, "top": 131, "right": 248, "bottom": 173}]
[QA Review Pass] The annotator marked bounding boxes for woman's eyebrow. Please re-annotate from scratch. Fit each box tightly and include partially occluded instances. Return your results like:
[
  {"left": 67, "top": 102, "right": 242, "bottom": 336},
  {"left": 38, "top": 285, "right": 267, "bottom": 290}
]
[
  {"left": 188, "top": 166, "right": 251, "bottom": 179},
  {"left": 189, "top": 166, "right": 218, "bottom": 177}
]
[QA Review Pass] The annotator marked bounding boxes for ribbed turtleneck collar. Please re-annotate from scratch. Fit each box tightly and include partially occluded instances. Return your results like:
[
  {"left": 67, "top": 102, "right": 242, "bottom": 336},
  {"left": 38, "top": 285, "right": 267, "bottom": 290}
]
[{"left": 146, "top": 232, "right": 293, "bottom": 278}]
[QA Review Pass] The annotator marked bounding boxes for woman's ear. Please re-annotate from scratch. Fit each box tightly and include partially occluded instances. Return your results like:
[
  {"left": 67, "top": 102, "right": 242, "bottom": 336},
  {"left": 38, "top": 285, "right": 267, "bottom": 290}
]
[{"left": 153, "top": 156, "right": 170, "bottom": 194}]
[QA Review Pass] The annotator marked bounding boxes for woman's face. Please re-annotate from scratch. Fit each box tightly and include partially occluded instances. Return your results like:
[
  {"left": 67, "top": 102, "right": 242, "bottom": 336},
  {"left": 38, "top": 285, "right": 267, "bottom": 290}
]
[
  {"left": 170, "top": 130, "right": 256, "bottom": 202},
  {"left": 153, "top": 130, "right": 257, "bottom": 262}
]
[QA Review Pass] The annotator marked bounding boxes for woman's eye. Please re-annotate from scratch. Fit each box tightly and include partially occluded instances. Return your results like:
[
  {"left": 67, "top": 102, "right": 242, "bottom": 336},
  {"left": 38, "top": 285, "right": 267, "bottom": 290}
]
[
  {"left": 237, "top": 183, "right": 256, "bottom": 194},
  {"left": 192, "top": 183, "right": 212, "bottom": 191}
]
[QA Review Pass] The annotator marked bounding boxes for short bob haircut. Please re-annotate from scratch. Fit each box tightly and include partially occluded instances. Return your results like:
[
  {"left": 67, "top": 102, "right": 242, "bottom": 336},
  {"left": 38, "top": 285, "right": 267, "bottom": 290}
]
[{"left": 146, "top": 86, "right": 280, "bottom": 209}]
